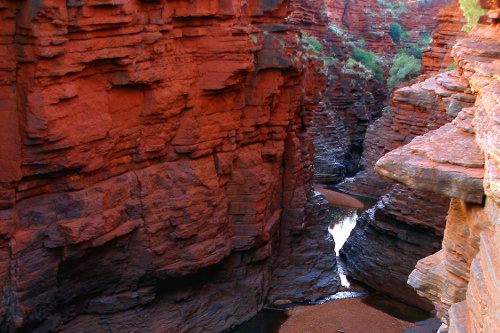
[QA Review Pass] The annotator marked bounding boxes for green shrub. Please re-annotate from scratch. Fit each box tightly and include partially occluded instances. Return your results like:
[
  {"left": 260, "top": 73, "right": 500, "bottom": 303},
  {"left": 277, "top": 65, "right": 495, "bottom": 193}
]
[
  {"left": 352, "top": 47, "right": 384, "bottom": 81},
  {"left": 370, "top": 64, "right": 384, "bottom": 81},
  {"left": 389, "top": 23, "right": 403, "bottom": 42},
  {"left": 387, "top": 53, "right": 422, "bottom": 87},
  {"left": 418, "top": 33, "right": 432, "bottom": 46},
  {"left": 301, "top": 31, "right": 323, "bottom": 54},
  {"left": 328, "top": 23, "right": 349, "bottom": 39},
  {"left": 414, "top": 48, "right": 423, "bottom": 59},
  {"left": 441, "top": 61, "right": 457, "bottom": 71},
  {"left": 353, "top": 47, "right": 374, "bottom": 64},
  {"left": 459, "top": 0, "right": 487, "bottom": 32}
]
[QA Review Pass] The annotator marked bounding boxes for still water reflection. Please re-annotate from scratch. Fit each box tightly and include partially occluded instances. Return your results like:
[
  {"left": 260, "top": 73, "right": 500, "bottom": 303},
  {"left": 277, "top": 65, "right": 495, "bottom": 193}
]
[{"left": 328, "top": 207, "right": 358, "bottom": 256}]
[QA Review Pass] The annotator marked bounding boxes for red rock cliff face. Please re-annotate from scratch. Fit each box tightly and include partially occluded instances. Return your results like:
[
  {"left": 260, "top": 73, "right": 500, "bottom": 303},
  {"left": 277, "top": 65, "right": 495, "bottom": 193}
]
[
  {"left": 291, "top": 0, "right": 451, "bottom": 183},
  {"left": 421, "top": 1, "right": 467, "bottom": 73},
  {"left": 343, "top": 0, "right": 447, "bottom": 52},
  {"left": 0, "top": 0, "right": 339, "bottom": 331}
]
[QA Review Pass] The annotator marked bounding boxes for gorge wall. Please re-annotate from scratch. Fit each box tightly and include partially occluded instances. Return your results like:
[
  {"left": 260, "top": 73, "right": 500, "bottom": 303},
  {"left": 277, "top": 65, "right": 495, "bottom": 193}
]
[
  {"left": 339, "top": 0, "right": 471, "bottom": 309},
  {"left": 376, "top": 1, "right": 500, "bottom": 331},
  {"left": 294, "top": 0, "right": 448, "bottom": 183},
  {"left": 0, "top": 0, "right": 340, "bottom": 331}
]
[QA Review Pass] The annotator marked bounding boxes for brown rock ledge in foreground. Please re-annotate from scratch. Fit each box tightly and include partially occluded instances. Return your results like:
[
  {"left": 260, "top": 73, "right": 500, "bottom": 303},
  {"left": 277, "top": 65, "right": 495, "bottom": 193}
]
[{"left": 375, "top": 122, "right": 485, "bottom": 204}]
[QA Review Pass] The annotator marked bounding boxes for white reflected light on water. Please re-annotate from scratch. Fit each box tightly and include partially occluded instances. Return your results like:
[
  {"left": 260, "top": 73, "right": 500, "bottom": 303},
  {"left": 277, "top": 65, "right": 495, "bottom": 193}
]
[
  {"left": 328, "top": 208, "right": 358, "bottom": 256},
  {"left": 328, "top": 206, "right": 359, "bottom": 289}
]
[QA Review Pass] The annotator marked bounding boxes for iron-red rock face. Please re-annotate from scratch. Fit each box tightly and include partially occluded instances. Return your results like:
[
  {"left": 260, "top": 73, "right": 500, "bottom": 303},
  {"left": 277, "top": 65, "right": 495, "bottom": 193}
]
[{"left": 0, "top": 0, "right": 340, "bottom": 331}]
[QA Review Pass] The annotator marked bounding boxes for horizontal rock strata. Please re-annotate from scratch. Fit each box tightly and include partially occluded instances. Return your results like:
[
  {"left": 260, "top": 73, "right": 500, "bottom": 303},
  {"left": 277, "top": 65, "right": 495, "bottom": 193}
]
[
  {"left": 376, "top": 123, "right": 485, "bottom": 204},
  {"left": 375, "top": 9, "right": 500, "bottom": 332},
  {"left": 421, "top": 1, "right": 467, "bottom": 74},
  {"left": 0, "top": 1, "right": 340, "bottom": 332},
  {"left": 341, "top": 184, "right": 449, "bottom": 310},
  {"left": 338, "top": 1, "right": 472, "bottom": 309}
]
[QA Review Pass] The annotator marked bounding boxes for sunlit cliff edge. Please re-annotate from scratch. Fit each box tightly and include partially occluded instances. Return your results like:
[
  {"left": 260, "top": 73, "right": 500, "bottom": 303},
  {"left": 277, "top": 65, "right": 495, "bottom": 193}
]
[{"left": 376, "top": 2, "right": 500, "bottom": 331}]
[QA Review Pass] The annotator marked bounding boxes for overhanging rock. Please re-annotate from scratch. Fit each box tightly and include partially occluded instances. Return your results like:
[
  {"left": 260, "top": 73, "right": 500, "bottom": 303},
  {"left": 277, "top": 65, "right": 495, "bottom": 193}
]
[{"left": 375, "top": 123, "right": 485, "bottom": 204}]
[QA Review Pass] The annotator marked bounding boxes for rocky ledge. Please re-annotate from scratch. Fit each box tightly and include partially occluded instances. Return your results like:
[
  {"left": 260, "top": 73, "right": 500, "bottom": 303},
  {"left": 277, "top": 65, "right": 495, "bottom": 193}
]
[
  {"left": 376, "top": 122, "right": 485, "bottom": 204},
  {"left": 374, "top": 6, "right": 500, "bottom": 332},
  {"left": 337, "top": 1, "right": 478, "bottom": 308}
]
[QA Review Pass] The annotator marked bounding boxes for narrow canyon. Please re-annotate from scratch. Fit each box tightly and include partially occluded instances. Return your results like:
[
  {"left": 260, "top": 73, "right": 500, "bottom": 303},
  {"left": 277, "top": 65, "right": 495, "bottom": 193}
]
[{"left": 0, "top": 0, "right": 499, "bottom": 332}]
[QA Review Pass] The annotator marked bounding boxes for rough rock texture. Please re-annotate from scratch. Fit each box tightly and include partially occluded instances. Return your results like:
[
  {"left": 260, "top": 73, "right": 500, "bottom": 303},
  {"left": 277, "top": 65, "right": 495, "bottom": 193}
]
[
  {"left": 0, "top": 1, "right": 340, "bottom": 332},
  {"left": 421, "top": 1, "right": 467, "bottom": 74},
  {"left": 342, "top": 0, "right": 446, "bottom": 53},
  {"left": 294, "top": 0, "right": 449, "bottom": 183},
  {"left": 290, "top": 0, "right": 389, "bottom": 180},
  {"left": 407, "top": 198, "right": 490, "bottom": 328},
  {"left": 339, "top": 0, "right": 469, "bottom": 197},
  {"left": 375, "top": 7, "right": 500, "bottom": 332},
  {"left": 341, "top": 184, "right": 449, "bottom": 310},
  {"left": 336, "top": 1, "right": 474, "bottom": 309},
  {"left": 341, "top": 69, "right": 474, "bottom": 197},
  {"left": 338, "top": 70, "right": 469, "bottom": 309},
  {"left": 376, "top": 123, "right": 485, "bottom": 204}
]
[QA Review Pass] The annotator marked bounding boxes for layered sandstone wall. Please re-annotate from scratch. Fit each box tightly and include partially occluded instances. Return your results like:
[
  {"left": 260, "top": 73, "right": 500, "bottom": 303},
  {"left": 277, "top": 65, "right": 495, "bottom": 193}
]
[
  {"left": 338, "top": 1, "right": 471, "bottom": 308},
  {"left": 341, "top": 184, "right": 449, "bottom": 309},
  {"left": 421, "top": 1, "right": 467, "bottom": 73},
  {"left": 339, "top": 0, "right": 469, "bottom": 197},
  {"left": 376, "top": 3, "right": 500, "bottom": 331},
  {"left": 295, "top": 0, "right": 448, "bottom": 184},
  {"left": 0, "top": 1, "right": 339, "bottom": 332}
]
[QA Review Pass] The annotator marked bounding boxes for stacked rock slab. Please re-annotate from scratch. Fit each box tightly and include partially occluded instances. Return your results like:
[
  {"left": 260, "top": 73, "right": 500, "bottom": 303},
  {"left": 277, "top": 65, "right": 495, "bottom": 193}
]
[
  {"left": 339, "top": 0, "right": 477, "bottom": 309},
  {"left": 376, "top": 7, "right": 500, "bottom": 331},
  {"left": 421, "top": 1, "right": 467, "bottom": 74},
  {"left": 0, "top": 1, "right": 340, "bottom": 332},
  {"left": 340, "top": 67, "right": 481, "bottom": 307},
  {"left": 339, "top": 0, "right": 468, "bottom": 197},
  {"left": 341, "top": 184, "right": 449, "bottom": 309}
]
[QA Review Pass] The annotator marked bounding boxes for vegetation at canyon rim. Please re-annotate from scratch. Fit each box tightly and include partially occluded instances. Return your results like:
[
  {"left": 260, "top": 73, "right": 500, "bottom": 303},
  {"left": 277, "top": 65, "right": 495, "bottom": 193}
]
[
  {"left": 308, "top": 2, "right": 437, "bottom": 88},
  {"left": 389, "top": 22, "right": 404, "bottom": 42},
  {"left": 352, "top": 47, "right": 385, "bottom": 81},
  {"left": 300, "top": 31, "right": 338, "bottom": 74}
]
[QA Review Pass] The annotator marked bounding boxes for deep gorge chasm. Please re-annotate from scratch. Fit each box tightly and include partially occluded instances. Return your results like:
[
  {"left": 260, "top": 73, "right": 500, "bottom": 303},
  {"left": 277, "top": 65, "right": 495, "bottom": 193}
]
[{"left": 2, "top": 0, "right": 500, "bottom": 332}]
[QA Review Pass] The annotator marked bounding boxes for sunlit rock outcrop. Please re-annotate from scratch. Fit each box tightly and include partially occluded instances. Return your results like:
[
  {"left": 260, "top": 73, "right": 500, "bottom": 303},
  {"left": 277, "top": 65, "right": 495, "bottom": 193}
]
[
  {"left": 421, "top": 1, "right": 467, "bottom": 73},
  {"left": 375, "top": 3, "right": 500, "bottom": 331},
  {"left": 376, "top": 123, "right": 485, "bottom": 203},
  {"left": 338, "top": 0, "right": 480, "bottom": 310}
]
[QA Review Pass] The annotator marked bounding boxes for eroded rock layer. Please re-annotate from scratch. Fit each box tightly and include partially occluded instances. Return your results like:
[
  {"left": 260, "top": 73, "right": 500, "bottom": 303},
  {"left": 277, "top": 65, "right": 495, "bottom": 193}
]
[
  {"left": 337, "top": 1, "right": 474, "bottom": 309},
  {"left": 421, "top": 1, "right": 467, "bottom": 74},
  {"left": 375, "top": 5, "right": 500, "bottom": 331},
  {"left": 0, "top": 1, "right": 339, "bottom": 332},
  {"left": 341, "top": 184, "right": 449, "bottom": 309},
  {"left": 295, "top": 0, "right": 448, "bottom": 183}
]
